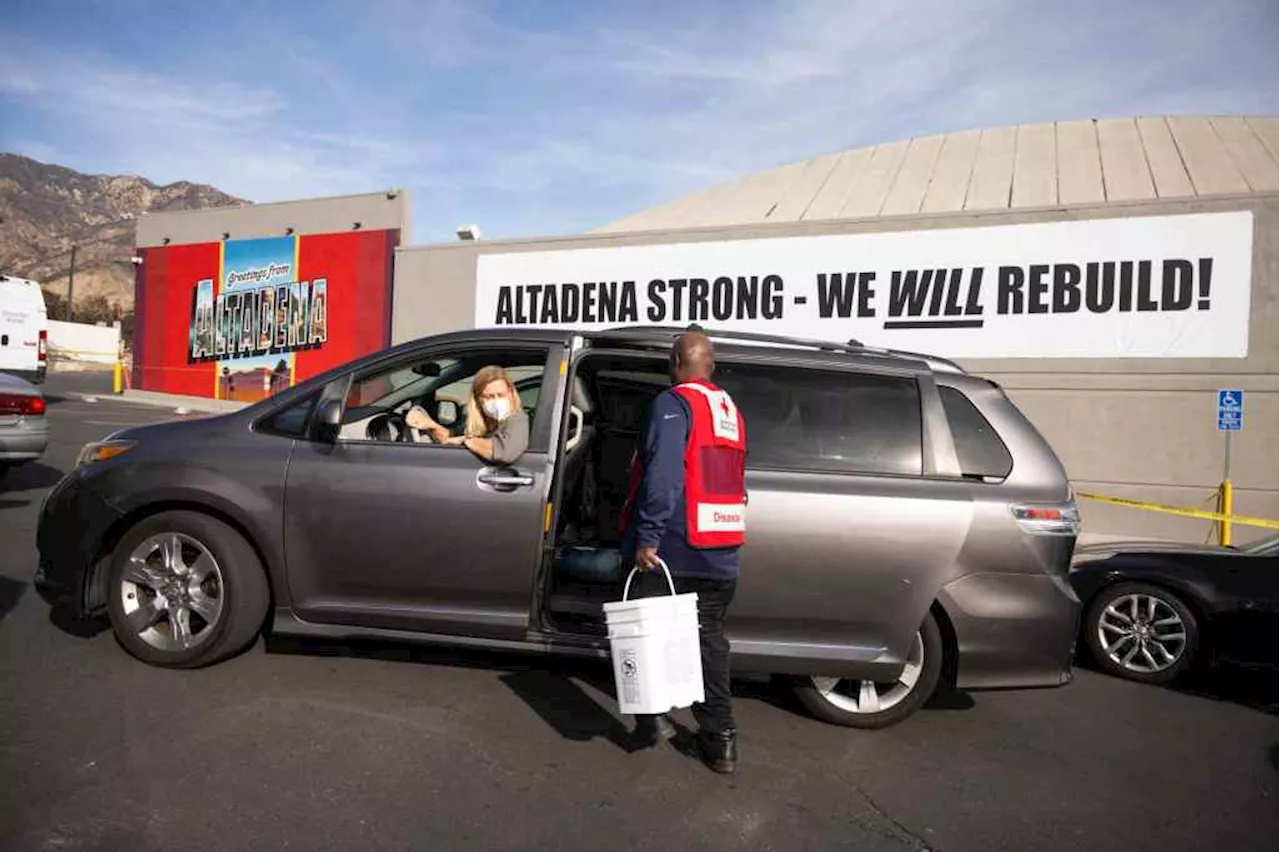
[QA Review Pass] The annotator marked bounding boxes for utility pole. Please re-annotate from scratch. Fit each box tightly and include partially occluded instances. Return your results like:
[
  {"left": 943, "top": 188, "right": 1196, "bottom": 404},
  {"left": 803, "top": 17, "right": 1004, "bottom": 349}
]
[{"left": 67, "top": 244, "right": 77, "bottom": 322}]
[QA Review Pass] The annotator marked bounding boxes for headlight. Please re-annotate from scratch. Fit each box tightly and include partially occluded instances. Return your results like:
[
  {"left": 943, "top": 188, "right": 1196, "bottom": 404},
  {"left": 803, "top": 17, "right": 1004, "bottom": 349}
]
[{"left": 75, "top": 440, "right": 136, "bottom": 468}]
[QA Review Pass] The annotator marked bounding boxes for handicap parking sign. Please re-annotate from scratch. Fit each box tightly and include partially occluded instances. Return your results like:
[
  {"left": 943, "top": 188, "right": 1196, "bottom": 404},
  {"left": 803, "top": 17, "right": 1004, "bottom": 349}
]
[{"left": 1217, "top": 389, "right": 1243, "bottom": 432}]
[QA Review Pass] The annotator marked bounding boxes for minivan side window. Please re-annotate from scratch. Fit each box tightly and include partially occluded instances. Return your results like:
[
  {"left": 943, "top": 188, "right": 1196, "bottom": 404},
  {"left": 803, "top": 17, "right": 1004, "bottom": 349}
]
[
  {"left": 338, "top": 349, "right": 549, "bottom": 446},
  {"left": 938, "top": 385, "right": 1013, "bottom": 480},
  {"left": 716, "top": 364, "right": 923, "bottom": 476}
]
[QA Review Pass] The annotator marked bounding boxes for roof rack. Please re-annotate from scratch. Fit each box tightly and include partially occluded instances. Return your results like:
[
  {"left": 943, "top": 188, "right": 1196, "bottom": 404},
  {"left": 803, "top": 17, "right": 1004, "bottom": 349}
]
[{"left": 591, "top": 324, "right": 966, "bottom": 374}]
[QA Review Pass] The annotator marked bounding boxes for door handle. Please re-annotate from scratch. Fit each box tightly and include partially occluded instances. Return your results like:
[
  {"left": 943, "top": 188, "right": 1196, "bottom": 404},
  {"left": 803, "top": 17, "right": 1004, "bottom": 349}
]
[{"left": 477, "top": 471, "right": 535, "bottom": 489}]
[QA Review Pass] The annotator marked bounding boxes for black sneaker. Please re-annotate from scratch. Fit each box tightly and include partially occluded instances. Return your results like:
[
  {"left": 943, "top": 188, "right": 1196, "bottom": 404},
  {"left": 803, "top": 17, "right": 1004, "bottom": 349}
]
[{"left": 697, "top": 728, "right": 738, "bottom": 774}]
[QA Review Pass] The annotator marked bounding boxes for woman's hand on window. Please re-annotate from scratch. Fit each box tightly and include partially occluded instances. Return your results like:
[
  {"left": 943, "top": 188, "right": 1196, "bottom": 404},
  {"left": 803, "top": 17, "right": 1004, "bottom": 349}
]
[
  {"left": 406, "top": 405, "right": 450, "bottom": 443},
  {"left": 405, "top": 405, "right": 437, "bottom": 431}
]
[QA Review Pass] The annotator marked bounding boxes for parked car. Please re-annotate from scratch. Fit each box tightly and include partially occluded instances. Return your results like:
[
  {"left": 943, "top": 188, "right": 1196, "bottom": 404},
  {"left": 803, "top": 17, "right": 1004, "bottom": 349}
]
[
  {"left": 0, "top": 371, "right": 49, "bottom": 479},
  {"left": 1071, "top": 535, "right": 1279, "bottom": 683},
  {"left": 35, "top": 326, "right": 1081, "bottom": 729},
  {"left": 0, "top": 274, "right": 49, "bottom": 384}
]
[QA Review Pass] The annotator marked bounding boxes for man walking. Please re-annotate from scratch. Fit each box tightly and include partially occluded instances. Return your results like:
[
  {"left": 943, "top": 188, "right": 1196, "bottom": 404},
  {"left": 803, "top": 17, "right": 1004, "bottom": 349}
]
[{"left": 620, "top": 331, "right": 747, "bottom": 774}]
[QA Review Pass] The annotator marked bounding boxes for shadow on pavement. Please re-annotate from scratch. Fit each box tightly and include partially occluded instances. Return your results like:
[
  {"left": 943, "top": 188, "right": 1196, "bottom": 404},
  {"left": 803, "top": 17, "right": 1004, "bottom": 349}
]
[
  {"left": 48, "top": 606, "right": 111, "bottom": 639},
  {"left": 267, "top": 634, "right": 653, "bottom": 750},
  {"left": 1075, "top": 657, "right": 1278, "bottom": 715},
  {"left": 1176, "top": 665, "right": 1278, "bottom": 715},
  {"left": 264, "top": 634, "right": 547, "bottom": 672},
  {"left": 0, "top": 462, "right": 66, "bottom": 491},
  {"left": 924, "top": 689, "right": 978, "bottom": 711},
  {"left": 498, "top": 669, "right": 642, "bottom": 752},
  {"left": 0, "top": 576, "right": 26, "bottom": 621}
]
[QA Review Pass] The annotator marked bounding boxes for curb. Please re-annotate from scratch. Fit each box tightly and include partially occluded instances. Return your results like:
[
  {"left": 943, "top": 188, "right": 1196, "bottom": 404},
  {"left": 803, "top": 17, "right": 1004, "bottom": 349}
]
[{"left": 75, "top": 390, "right": 250, "bottom": 415}]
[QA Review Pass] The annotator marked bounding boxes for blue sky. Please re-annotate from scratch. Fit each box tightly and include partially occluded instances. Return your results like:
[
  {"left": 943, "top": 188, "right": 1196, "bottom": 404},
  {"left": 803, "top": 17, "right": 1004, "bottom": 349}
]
[{"left": 1, "top": 0, "right": 1275, "bottom": 243}]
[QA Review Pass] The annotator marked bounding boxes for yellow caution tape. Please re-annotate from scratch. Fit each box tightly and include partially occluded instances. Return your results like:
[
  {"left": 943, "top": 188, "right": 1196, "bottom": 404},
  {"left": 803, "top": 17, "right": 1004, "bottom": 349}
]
[{"left": 1077, "top": 492, "right": 1279, "bottom": 530}]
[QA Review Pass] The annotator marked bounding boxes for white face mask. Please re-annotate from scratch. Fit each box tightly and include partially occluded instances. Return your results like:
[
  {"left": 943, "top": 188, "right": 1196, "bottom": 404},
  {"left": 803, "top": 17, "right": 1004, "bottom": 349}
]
[{"left": 482, "top": 397, "right": 511, "bottom": 421}]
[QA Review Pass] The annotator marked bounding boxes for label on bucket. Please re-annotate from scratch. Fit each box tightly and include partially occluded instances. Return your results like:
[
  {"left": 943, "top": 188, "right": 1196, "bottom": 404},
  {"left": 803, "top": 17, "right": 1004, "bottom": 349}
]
[{"left": 619, "top": 649, "right": 641, "bottom": 705}]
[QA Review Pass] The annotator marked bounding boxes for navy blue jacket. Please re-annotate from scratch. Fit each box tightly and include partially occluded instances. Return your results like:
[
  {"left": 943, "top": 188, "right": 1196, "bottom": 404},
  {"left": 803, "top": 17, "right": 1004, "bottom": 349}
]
[{"left": 621, "top": 388, "right": 740, "bottom": 580}]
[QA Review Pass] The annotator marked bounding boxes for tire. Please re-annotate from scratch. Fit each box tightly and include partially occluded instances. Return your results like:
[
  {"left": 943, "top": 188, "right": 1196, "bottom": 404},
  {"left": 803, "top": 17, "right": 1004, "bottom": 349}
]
[
  {"left": 106, "top": 510, "right": 269, "bottom": 669},
  {"left": 793, "top": 612, "right": 944, "bottom": 729},
  {"left": 1084, "top": 582, "right": 1198, "bottom": 684}
]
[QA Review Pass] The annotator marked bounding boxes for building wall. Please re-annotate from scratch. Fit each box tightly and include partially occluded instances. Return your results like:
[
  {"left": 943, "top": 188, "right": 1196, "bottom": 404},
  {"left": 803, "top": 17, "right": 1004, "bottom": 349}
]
[
  {"left": 46, "top": 319, "right": 120, "bottom": 364},
  {"left": 393, "top": 194, "right": 1278, "bottom": 545},
  {"left": 136, "top": 191, "right": 409, "bottom": 247},
  {"left": 133, "top": 192, "right": 408, "bottom": 398}
]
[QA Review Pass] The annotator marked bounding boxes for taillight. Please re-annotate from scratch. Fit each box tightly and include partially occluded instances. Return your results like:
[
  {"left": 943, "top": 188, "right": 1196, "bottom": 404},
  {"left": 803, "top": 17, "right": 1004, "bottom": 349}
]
[
  {"left": 0, "top": 393, "right": 46, "bottom": 416},
  {"left": 38, "top": 329, "right": 47, "bottom": 361},
  {"left": 1011, "top": 503, "right": 1080, "bottom": 536}
]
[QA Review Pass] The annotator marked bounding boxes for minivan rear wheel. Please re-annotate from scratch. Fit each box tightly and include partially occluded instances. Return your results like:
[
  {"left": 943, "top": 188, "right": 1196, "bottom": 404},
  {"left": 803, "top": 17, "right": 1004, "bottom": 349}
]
[
  {"left": 793, "top": 612, "right": 943, "bottom": 729},
  {"left": 106, "top": 511, "right": 269, "bottom": 669}
]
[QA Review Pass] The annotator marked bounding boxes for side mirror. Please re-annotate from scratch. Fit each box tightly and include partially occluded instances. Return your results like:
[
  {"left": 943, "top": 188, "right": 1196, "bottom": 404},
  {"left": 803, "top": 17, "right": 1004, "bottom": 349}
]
[
  {"left": 435, "top": 399, "right": 460, "bottom": 427},
  {"left": 412, "top": 361, "right": 442, "bottom": 377},
  {"left": 314, "top": 398, "right": 342, "bottom": 443}
]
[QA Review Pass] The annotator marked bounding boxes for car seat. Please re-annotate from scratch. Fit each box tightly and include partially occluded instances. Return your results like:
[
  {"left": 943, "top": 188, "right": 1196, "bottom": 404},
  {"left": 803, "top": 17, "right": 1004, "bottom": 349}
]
[{"left": 560, "top": 376, "right": 597, "bottom": 532}]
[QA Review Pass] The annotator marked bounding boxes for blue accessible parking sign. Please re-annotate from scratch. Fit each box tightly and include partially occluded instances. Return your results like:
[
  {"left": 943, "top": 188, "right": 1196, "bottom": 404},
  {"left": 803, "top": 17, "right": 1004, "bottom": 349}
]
[{"left": 1217, "top": 389, "right": 1244, "bottom": 432}]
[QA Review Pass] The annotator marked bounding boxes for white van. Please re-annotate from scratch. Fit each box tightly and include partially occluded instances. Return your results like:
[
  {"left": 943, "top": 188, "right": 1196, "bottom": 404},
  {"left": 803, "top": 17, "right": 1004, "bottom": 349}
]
[{"left": 0, "top": 275, "right": 49, "bottom": 384}]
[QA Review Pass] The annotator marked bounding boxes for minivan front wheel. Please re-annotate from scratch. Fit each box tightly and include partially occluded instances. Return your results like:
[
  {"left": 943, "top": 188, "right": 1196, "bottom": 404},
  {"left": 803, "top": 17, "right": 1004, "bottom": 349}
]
[
  {"left": 794, "top": 613, "right": 943, "bottom": 729},
  {"left": 107, "top": 511, "right": 269, "bottom": 669}
]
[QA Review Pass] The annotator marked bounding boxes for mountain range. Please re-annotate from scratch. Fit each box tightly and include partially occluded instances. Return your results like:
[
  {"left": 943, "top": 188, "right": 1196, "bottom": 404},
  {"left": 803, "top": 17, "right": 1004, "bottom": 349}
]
[{"left": 0, "top": 153, "right": 245, "bottom": 313}]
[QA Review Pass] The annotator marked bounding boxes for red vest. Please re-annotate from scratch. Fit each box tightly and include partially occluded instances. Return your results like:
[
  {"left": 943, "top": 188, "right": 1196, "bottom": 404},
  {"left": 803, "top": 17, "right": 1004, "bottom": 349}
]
[{"left": 621, "top": 380, "right": 747, "bottom": 549}]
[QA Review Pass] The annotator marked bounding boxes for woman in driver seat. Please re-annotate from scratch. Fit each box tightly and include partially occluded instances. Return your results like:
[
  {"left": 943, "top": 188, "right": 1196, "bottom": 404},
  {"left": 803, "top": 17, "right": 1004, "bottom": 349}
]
[{"left": 406, "top": 365, "right": 529, "bottom": 465}]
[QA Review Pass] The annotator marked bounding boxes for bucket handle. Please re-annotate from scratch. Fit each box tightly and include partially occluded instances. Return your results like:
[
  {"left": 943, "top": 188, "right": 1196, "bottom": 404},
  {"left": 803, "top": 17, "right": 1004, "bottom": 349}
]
[{"left": 621, "top": 558, "right": 677, "bottom": 601}]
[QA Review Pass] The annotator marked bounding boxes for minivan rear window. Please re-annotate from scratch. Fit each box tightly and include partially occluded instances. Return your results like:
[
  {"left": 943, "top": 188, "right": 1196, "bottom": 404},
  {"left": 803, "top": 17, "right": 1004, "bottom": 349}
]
[
  {"left": 716, "top": 364, "right": 923, "bottom": 477},
  {"left": 938, "top": 386, "right": 1013, "bottom": 480}
]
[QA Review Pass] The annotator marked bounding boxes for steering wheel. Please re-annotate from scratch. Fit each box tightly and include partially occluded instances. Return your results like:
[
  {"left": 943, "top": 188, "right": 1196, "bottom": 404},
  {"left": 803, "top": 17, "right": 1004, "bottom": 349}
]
[
  {"left": 381, "top": 413, "right": 411, "bottom": 443},
  {"left": 391, "top": 405, "right": 442, "bottom": 444}
]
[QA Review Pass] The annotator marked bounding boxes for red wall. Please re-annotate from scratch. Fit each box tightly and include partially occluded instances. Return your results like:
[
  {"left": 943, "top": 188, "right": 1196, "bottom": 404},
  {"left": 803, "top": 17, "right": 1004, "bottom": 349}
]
[
  {"left": 134, "top": 241, "right": 221, "bottom": 397},
  {"left": 294, "top": 230, "right": 395, "bottom": 379}
]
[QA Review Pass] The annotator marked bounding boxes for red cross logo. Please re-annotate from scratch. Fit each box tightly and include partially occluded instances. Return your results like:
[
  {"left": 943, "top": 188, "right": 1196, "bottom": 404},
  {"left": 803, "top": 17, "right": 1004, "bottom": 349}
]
[{"left": 720, "top": 398, "right": 730, "bottom": 416}]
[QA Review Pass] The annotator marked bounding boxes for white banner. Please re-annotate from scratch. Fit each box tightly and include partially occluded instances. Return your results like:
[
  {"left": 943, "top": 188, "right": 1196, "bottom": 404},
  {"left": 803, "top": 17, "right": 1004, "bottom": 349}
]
[{"left": 475, "top": 211, "right": 1254, "bottom": 358}]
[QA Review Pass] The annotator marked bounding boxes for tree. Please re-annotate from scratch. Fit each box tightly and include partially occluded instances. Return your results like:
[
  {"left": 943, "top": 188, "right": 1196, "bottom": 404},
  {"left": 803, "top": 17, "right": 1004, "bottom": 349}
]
[
  {"left": 41, "top": 289, "right": 69, "bottom": 321},
  {"left": 73, "top": 294, "right": 123, "bottom": 325}
]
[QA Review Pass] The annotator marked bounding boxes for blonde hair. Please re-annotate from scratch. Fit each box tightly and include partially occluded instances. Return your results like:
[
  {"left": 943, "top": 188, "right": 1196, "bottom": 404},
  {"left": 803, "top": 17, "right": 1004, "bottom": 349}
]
[{"left": 464, "top": 365, "right": 518, "bottom": 438}]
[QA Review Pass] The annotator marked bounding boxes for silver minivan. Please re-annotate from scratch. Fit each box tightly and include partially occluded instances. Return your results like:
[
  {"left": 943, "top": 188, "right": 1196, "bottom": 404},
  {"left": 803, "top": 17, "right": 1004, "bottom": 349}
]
[{"left": 37, "top": 326, "right": 1080, "bottom": 729}]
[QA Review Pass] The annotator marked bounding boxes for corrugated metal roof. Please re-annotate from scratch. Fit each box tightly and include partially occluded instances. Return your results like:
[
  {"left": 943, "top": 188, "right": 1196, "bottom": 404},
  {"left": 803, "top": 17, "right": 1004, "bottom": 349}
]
[{"left": 598, "top": 116, "right": 1278, "bottom": 233}]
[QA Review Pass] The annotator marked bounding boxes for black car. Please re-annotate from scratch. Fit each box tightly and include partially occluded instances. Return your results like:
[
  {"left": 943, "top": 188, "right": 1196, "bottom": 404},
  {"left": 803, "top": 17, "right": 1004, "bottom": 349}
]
[{"left": 1070, "top": 535, "right": 1278, "bottom": 683}]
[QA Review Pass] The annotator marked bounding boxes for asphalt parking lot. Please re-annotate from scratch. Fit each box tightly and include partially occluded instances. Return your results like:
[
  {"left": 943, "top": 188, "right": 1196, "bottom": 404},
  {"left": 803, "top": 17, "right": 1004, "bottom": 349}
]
[{"left": 0, "top": 372, "right": 1275, "bottom": 852}]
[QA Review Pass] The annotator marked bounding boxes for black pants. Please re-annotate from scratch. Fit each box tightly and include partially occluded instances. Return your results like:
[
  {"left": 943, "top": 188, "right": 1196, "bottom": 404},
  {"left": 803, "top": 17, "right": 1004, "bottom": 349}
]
[{"left": 629, "top": 571, "right": 737, "bottom": 735}]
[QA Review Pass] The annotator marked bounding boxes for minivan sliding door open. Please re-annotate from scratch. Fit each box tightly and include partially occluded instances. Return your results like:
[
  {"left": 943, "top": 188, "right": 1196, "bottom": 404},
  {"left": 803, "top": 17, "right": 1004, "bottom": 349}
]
[{"left": 537, "top": 352, "right": 670, "bottom": 638}]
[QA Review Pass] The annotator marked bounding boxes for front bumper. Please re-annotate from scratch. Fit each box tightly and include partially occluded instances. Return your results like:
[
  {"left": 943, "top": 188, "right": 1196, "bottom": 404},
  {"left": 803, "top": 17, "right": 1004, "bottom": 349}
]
[
  {"left": 939, "top": 571, "right": 1081, "bottom": 690},
  {"left": 35, "top": 470, "right": 122, "bottom": 616}
]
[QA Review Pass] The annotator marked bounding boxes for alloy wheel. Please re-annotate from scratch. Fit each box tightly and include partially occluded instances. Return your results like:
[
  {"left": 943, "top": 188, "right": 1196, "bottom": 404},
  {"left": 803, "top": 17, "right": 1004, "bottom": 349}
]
[
  {"left": 119, "top": 532, "right": 224, "bottom": 652},
  {"left": 810, "top": 631, "right": 925, "bottom": 715},
  {"left": 1096, "top": 593, "right": 1187, "bottom": 674}
]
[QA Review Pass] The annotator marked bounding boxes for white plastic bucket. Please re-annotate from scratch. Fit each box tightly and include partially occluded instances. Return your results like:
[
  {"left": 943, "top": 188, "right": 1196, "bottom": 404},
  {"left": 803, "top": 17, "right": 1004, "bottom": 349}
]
[{"left": 603, "top": 560, "right": 704, "bottom": 715}]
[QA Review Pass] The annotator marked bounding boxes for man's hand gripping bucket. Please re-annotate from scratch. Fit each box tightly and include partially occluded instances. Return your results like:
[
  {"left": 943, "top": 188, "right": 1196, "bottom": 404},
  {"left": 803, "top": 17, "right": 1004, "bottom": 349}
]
[{"left": 602, "top": 559, "right": 705, "bottom": 715}]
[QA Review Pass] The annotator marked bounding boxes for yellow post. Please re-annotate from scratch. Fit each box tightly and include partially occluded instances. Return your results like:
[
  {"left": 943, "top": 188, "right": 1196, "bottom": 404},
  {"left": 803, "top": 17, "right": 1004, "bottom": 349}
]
[
  {"left": 1220, "top": 479, "right": 1233, "bottom": 546},
  {"left": 112, "top": 360, "right": 123, "bottom": 394}
]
